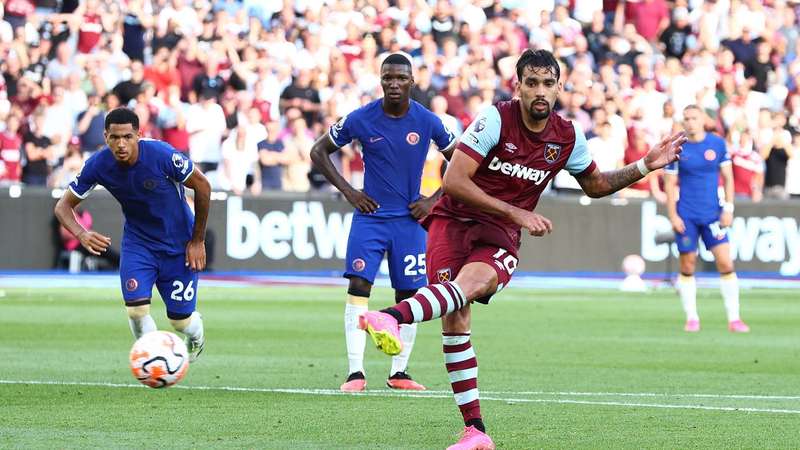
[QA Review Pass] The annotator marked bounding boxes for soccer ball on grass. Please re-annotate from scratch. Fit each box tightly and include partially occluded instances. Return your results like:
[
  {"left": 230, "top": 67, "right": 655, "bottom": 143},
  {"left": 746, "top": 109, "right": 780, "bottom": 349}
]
[{"left": 129, "top": 331, "right": 190, "bottom": 388}]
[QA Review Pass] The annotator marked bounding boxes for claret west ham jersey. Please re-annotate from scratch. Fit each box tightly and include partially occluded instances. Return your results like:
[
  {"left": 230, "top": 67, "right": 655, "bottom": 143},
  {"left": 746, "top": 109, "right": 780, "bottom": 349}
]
[{"left": 426, "top": 99, "right": 596, "bottom": 247}]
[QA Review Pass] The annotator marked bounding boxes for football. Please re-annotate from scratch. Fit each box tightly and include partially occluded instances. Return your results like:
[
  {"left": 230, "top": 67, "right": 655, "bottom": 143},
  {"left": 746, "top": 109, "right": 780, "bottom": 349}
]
[{"left": 129, "top": 331, "right": 190, "bottom": 388}]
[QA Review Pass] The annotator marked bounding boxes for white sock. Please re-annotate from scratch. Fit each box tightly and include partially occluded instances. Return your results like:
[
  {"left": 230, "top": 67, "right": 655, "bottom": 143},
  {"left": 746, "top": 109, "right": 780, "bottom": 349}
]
[
  {"left": 128, "top": 315, "right": 157, "bottom": 339},
  {"left": 678, "top": 274, "right": 699, "bottom": 321},
  {"left": 179, "top": 311, "right": 204, "bottom": 341},
  {"left": 720, "top": 273, "right": 740, "bottom": 322},
  {"left": 391, "top": 323, "right": 417, "bottom": 375},
  {"left": 345, "top": 302, "right": 367, "bottom": 375}
]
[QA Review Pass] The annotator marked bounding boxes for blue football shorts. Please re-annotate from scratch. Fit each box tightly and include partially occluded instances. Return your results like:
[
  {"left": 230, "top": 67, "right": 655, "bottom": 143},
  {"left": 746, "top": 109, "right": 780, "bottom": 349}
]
[
  {"left": 119, "top": 241, "right": 199, "bottom": 316},
  {"left": 344, "top": 215, "right": 427, "bottom": 290},
  {"left": 675, "top": 214, "right": 730, "bottom": 253}
]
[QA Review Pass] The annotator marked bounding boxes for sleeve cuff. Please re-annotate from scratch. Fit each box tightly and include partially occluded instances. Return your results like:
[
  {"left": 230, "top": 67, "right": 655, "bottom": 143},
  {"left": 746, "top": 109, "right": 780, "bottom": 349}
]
[
  {"left": 181, "top": 165, "right": 195, "bottom": 183},
  {"left": 68, "top": 184, "right": 93, "bottom": 200},
  {"left": 456, "top": 143, "right": 485, "bottom": 164},
  {"left": 575, "top": 160, "right": 597, "bottom": 178},
  {"left": 327, "top": 132, "right": 343, "bottom": 148}
]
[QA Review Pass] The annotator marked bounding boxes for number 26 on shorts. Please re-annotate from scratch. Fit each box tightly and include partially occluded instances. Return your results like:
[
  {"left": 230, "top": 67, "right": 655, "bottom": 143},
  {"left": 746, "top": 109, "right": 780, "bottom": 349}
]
[{"left": 170, "top": 280, "right": 196, "bottom": 302}]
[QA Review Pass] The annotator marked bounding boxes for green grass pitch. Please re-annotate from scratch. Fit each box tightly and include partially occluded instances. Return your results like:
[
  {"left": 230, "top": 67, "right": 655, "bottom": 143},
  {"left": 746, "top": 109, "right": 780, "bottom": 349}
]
[{"left": 1, "top": 286, "right": 798, "bottom": 449}]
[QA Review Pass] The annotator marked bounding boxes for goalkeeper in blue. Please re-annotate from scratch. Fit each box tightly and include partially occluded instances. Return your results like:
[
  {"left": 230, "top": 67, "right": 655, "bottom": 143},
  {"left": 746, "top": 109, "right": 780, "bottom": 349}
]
[
  {"left": 665, "top": 105, "right": 749, "bottom": 333},
  {"left": 54, "top": 107, "right": 212, "bottom": 360}
]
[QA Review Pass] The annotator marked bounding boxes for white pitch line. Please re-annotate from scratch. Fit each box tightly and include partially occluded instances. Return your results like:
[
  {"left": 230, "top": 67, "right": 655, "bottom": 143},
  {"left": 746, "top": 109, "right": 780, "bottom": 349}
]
[
  {"left": 2, "top": 380, "right": 800, "bottom": 414},
  {"left": 481, "top": 390, "right": 800, "bottom": 401}
]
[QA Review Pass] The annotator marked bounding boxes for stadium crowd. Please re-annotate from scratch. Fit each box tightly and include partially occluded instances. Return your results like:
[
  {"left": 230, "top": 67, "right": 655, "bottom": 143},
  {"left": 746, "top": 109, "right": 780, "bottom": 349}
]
[{"left": 0, "top": 0, "right": 799, "bottom": 201}]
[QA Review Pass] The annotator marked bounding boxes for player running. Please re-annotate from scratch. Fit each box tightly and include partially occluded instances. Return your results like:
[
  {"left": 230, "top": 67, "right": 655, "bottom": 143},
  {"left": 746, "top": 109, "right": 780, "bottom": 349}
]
[
  {"left": 54, "top": 107, "right": 211, "bottom": 361},
  {"left": 310, "top": 53, "right": 456, "bottom": 392},
  {"left": 355, "top": 49, "right": 686, "bottom": 449},
  {"left": 665, "top": 105, "right": 750, "bottom": 333}
]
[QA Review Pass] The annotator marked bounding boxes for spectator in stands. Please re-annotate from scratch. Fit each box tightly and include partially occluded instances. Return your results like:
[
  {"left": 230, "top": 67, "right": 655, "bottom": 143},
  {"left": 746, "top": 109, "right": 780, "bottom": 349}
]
[
  {"left": 112, "top": 60, "right": 145, "bottom": 105},
  {"left": 0, "top": 113, "right": 23, "bottom": 185},
  {"left": 220, "top": 121, "right": 260, "bottom": 196},
  {"left": 76, "top": 93, "right": 107, "bottom": 154},
  {"left": 762, "top": 112, "right": 793, "bottom": 199},
  {"left": 21, "top": 107, "right": 53, "bottom": 186},
  {"left": 186, "top": 88, "right": 226, "bottom": 174},
  {"left": 410, "top": 64, "right": 437, "bottom": 109},
  {"left": 659, "top": 7, "right": 693, "bottom": 60},
  {"left": 621, "top": 125, "right": 665, "bottom": 201},
  {"left": 430, "top": 95, "right": 461, "bottom": 136},
  {"left": 192, "top": 52, "right": 225, "bottom": 102},
  {"left": 729, "top": 129, "right": 764, "bottom": 202},
  {"left": 257, "top": 119, "right": 286, "bottom": 192},
  {"left": 281, "top": 112, "right": 313, "bottom": 192},
  {"left": 0, "top": 0, "right": 794, "bottom": 206},
  {"left": 49, "top": 136, "right": 83, "bottom": 188},
  {"left": 280, "top": 69, "right": 321, "bottom": 129},
  {"left": 587, "top": 121, "right": 624, "bottom": 172}
]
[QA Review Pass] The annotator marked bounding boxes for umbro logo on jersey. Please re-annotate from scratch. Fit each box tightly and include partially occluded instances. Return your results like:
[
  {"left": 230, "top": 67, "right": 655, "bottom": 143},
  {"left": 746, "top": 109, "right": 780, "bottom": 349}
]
[
  {"left": 487, "top": 156, "right": 550, "bottom": 185},
  {"left": 369, "top": 136, "right": 384, "bottom": 143},
  {"left": 504, "top": 142, "right": 517, "bottom": 153}
]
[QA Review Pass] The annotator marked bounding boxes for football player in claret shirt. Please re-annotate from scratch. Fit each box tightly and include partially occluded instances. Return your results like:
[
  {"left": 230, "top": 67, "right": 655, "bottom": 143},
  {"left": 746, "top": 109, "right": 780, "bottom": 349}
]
[
  {"left": 310, "top": 53, "right": 457, "bottom": 393},
  {"left": 665, "top": 105, "right": 750, "bottom": 334},
  {"left": 54, "top": 108, "right": 211, "bottom": 362},
  {"left": 355, "top": 49, "right": 686, "bottom": 450}
]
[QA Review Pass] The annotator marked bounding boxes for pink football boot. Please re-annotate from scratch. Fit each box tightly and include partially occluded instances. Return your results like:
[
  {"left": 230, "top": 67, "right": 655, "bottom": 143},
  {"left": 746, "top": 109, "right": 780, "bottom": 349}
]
[
  {"left": 358, "top": 311, "right": 402, "bottom": 356},
  {"left": 386, "top": 371, "right": 426, "bottom": 391},
  {"left": 728, "top": 320, "right": 750, "bottom": 333},
  {"left": 447, "top": 426, "right": 495, "bottom": 450},
  {"left": 684, "top": 319, "right": 700, "bottom": 332}
]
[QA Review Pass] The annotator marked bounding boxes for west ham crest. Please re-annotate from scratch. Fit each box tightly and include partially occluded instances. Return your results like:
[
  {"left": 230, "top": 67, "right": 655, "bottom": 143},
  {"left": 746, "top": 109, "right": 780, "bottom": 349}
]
[
  {"left": 544, "top": 143, "right": 561, "bottom": 164},
  {"left": 436, "top": 268, "right": 451, "bottom": 283}
]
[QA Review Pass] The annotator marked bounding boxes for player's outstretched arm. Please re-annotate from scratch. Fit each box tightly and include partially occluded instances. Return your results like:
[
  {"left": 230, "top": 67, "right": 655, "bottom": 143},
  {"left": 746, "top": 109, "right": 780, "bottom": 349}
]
[
  {"left": 443, "top": 151, "right": 552, "bottom": 236},
  {"left": 576, "top": 132, "right": 686, "bottom": 198},
  {"left": 54, "top": 190, "right": 111, "bottom": 256},
  {"left": 183, "top": 169, "right": 211, "bottom": 271},
  {"left": 310, "top": 134, "right": 379, "bottom": 213}
]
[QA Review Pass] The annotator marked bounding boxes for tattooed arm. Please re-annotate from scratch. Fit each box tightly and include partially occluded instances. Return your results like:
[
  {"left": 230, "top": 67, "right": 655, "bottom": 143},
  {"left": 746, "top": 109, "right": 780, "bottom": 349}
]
[{"left": 577, "top": 132, "right": 687, "bottom": 198}]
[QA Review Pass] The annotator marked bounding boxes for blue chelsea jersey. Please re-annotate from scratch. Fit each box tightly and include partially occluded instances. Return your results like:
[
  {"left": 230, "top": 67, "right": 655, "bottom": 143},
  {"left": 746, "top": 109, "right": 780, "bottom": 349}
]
[
  {"left": 69, "top": 139, "right": 195, "bottom": 255},
  {"left": 665, "top": 133, "right": 731, "bottom": 220},
  {"left": 329, "top": 99, "right": 456, "bottom": 218}
]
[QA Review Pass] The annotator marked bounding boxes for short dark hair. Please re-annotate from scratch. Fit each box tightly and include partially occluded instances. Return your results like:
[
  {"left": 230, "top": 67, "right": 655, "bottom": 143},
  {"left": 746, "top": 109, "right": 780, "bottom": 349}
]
[
  {"left": 104, "top": 107, "right": 139, "bottom": 131},
  {"left": 381, "top": 53, "right": 412, "bottom": 70},
  {"left": 516, "top": 49, "right": 561, "bottom": 81}
]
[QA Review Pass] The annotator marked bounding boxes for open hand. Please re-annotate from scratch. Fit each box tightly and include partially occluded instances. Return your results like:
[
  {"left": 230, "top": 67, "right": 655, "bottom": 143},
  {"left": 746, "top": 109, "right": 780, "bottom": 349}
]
[
  {"left": 644, "top": 132, "right": 687, "bottom": 171},
  {"left": 185, "top": 240, "right": 206, "bottom": 271},
  {"left": 78, "top": 230, "right": 112, "bottom": 256}
]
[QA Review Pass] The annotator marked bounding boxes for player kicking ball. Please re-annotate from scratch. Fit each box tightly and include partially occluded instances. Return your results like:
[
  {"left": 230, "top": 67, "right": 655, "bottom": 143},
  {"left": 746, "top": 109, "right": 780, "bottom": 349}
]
[
  {"left": 356, "top": 49, "right": 686, "bottom": 449},
  {"left": 665, "top": 105, "right": 750, "bottom": 333},
  {"left": 310, "top": 53, "right": 456, "bottom": 392},
  {"left": 54, "top": 107, "right": 211, "bottom": 361}
]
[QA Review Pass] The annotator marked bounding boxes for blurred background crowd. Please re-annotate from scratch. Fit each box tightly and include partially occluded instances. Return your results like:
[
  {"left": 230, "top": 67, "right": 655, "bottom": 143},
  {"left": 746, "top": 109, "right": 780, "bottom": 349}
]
[{"left": 1, "top": 0, "right": 799, "bottom": 202}]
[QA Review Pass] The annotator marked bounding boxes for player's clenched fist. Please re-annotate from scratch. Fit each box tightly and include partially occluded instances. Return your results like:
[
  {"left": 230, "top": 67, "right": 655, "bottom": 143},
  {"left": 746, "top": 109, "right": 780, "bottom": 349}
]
[{"left": 78, "top": 230, "right": 112, "bottom": 255}]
